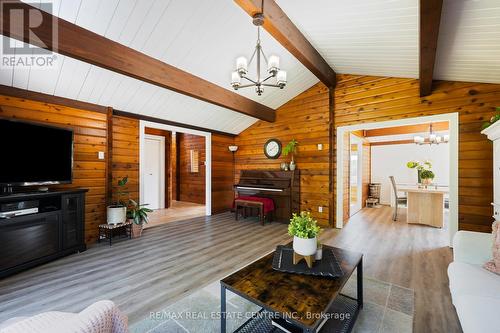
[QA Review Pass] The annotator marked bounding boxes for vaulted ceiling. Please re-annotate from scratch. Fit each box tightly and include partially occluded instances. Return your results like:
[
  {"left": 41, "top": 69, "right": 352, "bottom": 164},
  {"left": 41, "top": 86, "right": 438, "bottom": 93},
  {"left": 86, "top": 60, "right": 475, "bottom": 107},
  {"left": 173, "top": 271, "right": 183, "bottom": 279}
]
[
  {"left": 1, "top": 0, "right": 499, "bottom": 134},
  {"left": 0, "top": 0, "right": 318, "bottom": 134},
  {"left": 276, "top": 0, "right": 500, "bottom": 84}
]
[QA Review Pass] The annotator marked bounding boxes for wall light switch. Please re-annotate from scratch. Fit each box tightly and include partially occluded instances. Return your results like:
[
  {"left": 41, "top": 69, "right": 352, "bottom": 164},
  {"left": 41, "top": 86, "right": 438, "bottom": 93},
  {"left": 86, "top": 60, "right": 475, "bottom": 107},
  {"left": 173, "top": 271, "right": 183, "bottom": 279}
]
[
  {"left": 318, "top": 206, "right": 323, "bottom": 213},
  {"left": 98, "top": 151, "right": 105, "bottom": 160},
  {"left": 317, "top": 143, "right": 323, "bottom": 151}
]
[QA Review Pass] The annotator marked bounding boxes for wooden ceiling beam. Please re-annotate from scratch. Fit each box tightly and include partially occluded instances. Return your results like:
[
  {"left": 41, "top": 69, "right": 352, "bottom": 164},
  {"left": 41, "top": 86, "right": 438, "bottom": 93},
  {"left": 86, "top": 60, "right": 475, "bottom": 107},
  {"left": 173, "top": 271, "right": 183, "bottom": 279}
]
[
  {"left": 364, "top": 122, "right": 449, "bottom": 137},
  {"left": 0, "top": 0, "right": 276, "bottom": 122},
  {"left": 419, "top": 0, "right": 443, "bottom": 97},
  {"left": 234, "top": 0, "right": 337, "bottom": 88}
]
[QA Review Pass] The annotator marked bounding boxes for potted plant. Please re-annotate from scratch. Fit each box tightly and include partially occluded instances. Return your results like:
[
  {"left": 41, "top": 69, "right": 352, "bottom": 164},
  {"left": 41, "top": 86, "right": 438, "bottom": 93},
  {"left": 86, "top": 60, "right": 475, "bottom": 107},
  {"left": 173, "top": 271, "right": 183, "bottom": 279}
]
[
  {"left": 407, "top": 160, "right": 432, "bottom": 183},
  {"left": 420, "top": 170, "right": 435, "bottom": 185},
  {"left": 288, "top": 211, "right": 321, "bottom": 256},
  {"left": 481, "top": 107, "right": 500, "bottom": 130},
  {"left": 127, "top": 199, "right": 153, "bottom": 238},
  {"left": 107, "top": 176, "right": 129, "bottom": 224},
  {"left": 283, "top": 139, "right": 299, "bottom": 170}
]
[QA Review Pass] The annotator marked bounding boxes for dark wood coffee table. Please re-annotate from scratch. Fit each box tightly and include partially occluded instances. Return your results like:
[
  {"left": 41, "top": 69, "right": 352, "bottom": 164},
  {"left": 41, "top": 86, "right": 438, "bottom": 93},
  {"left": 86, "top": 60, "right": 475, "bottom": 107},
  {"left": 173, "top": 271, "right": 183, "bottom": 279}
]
[{"left": 220, "top": 245, "right": 363, "bottom": 333}]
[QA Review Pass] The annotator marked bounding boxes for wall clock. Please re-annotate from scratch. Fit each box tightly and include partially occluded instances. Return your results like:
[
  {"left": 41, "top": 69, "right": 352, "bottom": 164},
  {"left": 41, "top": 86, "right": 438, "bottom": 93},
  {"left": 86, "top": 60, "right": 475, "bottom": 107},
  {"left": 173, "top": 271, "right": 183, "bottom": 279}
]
[{"left": 264, "top": 139, "right": 282, "bottom": 159}]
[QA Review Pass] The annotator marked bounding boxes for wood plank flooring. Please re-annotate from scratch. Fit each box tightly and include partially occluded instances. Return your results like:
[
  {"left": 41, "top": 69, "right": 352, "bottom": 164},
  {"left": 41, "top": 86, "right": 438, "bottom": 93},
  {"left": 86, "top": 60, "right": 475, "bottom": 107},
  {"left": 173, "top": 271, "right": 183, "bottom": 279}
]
[
  {"left": 0, "top": 214, "right": 290, "bottom": 324},
  {"left": 320, "top": 206, "right": 461, "bottom": 333},
  {"left": 0, "top": 207, "right": 461, "bottom": 333},
  {"left": 145, "top": 200, "right": 206, "bottom": 228}
]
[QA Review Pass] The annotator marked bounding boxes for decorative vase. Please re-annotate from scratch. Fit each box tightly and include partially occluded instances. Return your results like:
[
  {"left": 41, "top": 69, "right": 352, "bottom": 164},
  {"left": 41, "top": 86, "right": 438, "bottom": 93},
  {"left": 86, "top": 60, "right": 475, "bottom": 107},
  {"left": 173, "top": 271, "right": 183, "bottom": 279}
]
[
  {"left": 417, "top": 169, "right": 422, "bottom": 184},
  {"left": 131, "top": 222, "right": 144, "bottom": 238},
  {"left": 293, "top": 236, "right": 317, "bottom": 256},
  {"left": 315, "top": 246, "right": 323, "bottom": 260},
  {"left": 107, "top": 205, "right": 126, "bottom": 224},
  {"left": 289, "top": 160, "right": 296, "bottom": 171}
]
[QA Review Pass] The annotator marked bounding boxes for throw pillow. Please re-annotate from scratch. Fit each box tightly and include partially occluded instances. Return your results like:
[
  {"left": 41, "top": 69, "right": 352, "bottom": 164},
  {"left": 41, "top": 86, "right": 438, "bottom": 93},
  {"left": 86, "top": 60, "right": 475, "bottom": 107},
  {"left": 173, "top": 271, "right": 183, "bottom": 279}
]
[{"left": 484, "top": 221, "right": 500, "bottom": 275}]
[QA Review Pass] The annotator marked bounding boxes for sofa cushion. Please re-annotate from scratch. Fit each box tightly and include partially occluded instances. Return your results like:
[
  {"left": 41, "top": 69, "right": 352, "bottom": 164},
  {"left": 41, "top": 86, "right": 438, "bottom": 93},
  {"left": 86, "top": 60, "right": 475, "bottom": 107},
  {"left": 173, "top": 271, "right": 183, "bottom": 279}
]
[
  {"left": 452, "top": 294, "right": 500, "bottom": 333},
  {"left": 448, "top": 262, "right": 500, "bottom": 300}
]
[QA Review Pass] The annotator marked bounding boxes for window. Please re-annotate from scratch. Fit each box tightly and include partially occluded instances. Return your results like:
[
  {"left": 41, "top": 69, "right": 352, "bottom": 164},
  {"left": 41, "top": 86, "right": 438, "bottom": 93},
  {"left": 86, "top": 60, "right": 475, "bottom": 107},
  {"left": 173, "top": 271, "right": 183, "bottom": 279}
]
[{"left": 190, "top": 150, "right": 199, "bottom": 173}]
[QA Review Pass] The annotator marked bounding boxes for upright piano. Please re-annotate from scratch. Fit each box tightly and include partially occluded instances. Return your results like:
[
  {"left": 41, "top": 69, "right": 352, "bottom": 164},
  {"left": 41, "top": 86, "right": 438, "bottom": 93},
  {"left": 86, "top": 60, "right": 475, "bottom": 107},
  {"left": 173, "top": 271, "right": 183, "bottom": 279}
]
[{"left": 234, "top": 170, "right": 300, "bottom": 223}]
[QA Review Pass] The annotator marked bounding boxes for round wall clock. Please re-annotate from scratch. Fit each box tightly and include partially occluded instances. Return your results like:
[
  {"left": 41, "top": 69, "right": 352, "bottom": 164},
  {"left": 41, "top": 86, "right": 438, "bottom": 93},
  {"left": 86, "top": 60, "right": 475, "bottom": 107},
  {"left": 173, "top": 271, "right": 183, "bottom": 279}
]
[{"left": 264, "top": 139, "right": 282, "bottom": 159}]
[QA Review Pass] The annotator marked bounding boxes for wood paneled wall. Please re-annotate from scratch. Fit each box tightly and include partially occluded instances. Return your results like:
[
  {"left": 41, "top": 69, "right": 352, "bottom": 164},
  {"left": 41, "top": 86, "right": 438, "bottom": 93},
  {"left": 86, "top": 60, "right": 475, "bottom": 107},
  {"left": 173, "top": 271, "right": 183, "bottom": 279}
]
[
  {"left": 178, "top": 133, "right": 206, "bottom": 205},
  {"left": 111, "top": 116, "right": 139, "bottom": 207},
  {"left": 0, "top": 94, "right": 107, "bottom": 243},
  {"left": 235, "top": 83, "right": 331, "bottom": 226},
  {"left": 334, "top": 74, "right": 500, "bottom": 232},
  {"left": 212, "top": 134, "right": 236, "bottom": 214}
]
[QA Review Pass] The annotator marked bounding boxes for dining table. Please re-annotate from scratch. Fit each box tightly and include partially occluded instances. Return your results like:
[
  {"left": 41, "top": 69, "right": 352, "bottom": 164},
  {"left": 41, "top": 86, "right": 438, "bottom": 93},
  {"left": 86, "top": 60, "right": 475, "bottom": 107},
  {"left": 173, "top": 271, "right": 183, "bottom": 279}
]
[{"left": 397, "top": 185, "right": 449, "bottom": 228}]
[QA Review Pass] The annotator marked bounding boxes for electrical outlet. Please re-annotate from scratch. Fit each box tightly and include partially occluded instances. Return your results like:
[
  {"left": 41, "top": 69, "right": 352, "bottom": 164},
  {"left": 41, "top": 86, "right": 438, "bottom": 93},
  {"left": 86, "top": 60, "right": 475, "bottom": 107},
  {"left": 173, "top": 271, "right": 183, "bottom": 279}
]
[
  {"left": 98, "top": 151, "right": 105, "bottom": 160},
  {"left": 318, "top": 206, "right": 323, "bottom": 213},
  {"left": 317, "top": 143, "right": 323, "bottom": 151}
]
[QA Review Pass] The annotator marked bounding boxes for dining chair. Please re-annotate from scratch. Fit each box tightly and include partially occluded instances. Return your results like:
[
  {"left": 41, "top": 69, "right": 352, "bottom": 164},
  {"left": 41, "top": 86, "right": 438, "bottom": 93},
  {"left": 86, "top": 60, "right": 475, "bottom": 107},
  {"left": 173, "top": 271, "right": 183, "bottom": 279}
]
[{"left": 389, "top": 176, "right": 407, "bottom": 221}]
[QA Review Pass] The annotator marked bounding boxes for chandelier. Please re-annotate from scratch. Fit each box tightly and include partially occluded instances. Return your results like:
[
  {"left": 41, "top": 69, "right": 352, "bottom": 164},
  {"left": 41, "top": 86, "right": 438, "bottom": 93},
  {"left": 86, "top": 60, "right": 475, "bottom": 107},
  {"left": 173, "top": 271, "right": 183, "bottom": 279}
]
[
  {"left": 230, "top": 2, "right": 287, "bottom": 96},
  {"left": 413, "top": 123, "right": 449, "bottom": 145}
]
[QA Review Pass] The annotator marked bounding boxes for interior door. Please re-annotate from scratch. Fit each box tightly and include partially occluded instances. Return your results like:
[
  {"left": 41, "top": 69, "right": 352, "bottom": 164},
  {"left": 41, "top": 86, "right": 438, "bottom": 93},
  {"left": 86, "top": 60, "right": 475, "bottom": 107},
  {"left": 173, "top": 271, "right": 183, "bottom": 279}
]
[{"left": 144, "top": 135, "right": 165, "bottom": 210}]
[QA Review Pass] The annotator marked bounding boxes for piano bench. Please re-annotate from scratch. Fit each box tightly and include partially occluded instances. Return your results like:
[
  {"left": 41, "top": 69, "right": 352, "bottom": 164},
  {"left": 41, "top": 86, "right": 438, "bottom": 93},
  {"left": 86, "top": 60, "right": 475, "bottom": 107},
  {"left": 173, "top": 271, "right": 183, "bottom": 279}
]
[{"left": 234, "top": 199, "right": 270, "bottom": 226}]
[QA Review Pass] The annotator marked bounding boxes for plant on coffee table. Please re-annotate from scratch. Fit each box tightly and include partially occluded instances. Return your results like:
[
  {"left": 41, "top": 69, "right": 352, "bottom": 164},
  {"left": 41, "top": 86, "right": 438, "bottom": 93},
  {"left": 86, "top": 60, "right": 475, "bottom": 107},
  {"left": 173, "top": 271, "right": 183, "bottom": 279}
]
[{"left": 288, "top": 211, "right": 321, "bottom": 256}]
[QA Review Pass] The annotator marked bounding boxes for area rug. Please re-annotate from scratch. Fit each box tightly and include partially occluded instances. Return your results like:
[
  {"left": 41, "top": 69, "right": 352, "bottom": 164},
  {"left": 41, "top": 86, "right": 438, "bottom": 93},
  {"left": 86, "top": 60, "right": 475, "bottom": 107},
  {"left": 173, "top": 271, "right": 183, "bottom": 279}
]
[{"left": 131, "top": 274, "right": 414, "bottom": 333}]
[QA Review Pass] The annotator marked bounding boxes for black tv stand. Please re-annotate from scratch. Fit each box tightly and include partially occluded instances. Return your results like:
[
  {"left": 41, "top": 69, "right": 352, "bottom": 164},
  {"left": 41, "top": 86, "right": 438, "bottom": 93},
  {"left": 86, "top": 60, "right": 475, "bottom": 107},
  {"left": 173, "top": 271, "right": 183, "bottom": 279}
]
[{"left": 0, "top": 188, "right": 88, "bottom": 278}]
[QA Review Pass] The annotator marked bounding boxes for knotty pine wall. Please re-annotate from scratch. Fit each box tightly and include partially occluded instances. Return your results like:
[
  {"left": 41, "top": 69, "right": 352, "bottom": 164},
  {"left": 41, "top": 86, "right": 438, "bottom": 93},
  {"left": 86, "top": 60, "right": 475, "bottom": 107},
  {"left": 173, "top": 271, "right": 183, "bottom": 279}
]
[
  {"left": 334, "top": 74, "right": 500, "bottom": 232},
  {"left": 178, "top": 133, "right": 206, "bottom": 205},
  {"left": 212, "top": 134, "right": 236, "bottom": 214},
  {"left": 234, "top": 83, "right": 331, "bottom": 226},
  {"left": 0, "top": 94, "right": 108, "bottom": 243},
  {"left": 111, "top": 116, "right": 139, "bottom": 207}
]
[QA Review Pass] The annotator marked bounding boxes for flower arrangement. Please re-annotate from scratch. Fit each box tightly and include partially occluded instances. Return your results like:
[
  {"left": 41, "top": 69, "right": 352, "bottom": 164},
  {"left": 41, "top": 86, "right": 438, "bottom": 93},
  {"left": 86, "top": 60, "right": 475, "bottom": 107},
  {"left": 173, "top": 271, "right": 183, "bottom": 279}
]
[{"left": 420, "top": 170, "right": 435, "bottom": 180}]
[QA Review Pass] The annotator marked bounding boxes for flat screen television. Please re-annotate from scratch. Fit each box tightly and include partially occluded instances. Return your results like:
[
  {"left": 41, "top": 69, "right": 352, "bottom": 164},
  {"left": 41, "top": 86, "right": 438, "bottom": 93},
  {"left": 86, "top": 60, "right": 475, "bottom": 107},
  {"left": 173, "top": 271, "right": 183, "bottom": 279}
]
[{"left": 0, "top": 119, "right": 73, "bottom": 187}]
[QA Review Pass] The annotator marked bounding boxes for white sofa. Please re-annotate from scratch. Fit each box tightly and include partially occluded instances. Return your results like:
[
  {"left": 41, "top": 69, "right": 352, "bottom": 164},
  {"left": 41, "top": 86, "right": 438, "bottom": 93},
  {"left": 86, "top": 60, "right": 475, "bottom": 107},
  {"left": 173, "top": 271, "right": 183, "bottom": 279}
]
[{"left": 448, "top": 230, "right": 499, "bottom": 333}]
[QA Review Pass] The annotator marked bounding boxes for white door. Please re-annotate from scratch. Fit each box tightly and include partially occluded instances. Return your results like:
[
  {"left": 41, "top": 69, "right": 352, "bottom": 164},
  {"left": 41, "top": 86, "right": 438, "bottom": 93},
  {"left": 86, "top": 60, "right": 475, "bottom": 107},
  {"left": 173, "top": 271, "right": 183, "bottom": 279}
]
[{"left": 144, "top": 135, "right": 165, "bottom": 210}]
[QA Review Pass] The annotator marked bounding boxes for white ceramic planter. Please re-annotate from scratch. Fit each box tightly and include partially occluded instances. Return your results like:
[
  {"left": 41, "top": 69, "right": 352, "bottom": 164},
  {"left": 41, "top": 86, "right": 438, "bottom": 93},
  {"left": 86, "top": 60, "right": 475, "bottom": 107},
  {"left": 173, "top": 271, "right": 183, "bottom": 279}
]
[
  {"left": 107, "top": 206, "right": 127, "bottom": 224},
  {"left": 293, "top": 236, "right": 317, "bottom": 256}
]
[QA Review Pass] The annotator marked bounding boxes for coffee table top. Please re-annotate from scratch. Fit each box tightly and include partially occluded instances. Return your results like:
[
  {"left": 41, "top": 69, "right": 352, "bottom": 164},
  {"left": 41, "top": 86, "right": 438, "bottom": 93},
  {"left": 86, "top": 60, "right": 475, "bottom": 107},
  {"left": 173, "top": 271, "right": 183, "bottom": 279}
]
[{"left": 221, "top": 244, "right": 362, "bottom": 329}]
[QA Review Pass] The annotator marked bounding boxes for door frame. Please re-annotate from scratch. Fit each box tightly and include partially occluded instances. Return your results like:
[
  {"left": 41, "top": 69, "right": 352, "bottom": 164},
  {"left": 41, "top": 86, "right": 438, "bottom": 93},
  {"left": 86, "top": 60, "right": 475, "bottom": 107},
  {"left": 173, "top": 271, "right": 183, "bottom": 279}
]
[
  {"left": 139, "top": 120, "right": 212, "bottom": 216},
  {"left": 336, "top": 113, "right": 459, "bottom": 246},
  {"left": 349, "top": 134, "right": 363, "bottom": 216},
  {"left": 144, "top": 134, "right": 166, "bottom": 210}
]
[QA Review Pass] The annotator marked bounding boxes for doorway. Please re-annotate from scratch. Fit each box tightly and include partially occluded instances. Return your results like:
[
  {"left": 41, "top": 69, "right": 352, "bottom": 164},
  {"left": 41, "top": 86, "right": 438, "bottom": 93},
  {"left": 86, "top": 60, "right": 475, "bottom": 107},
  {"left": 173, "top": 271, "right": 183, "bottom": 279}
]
[
  {"left": 143, "top": 134, "right": 165, "bottom": 210},
  {"left": 336, "top": 113, "right": 459, "bottom": 246},
  {"left": 139, "top": 120, "right": 212, "bottom": 222}
]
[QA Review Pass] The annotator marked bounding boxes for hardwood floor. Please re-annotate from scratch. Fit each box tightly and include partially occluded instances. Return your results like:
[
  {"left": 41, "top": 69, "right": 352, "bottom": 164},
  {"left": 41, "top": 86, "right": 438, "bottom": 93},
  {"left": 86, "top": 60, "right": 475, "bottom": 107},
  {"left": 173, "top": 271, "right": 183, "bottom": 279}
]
[
  {"left": 145, "top": 200, "right": 206, "bottom": 228},
  {"left": 0, "top": 207, "right": 461, "bottom": 332},
  {"left": 321, "top": 206, "right": 462, "bottom": 333},
  {"left": 0, "top": 214, "right": 290, "bottom": 324}
]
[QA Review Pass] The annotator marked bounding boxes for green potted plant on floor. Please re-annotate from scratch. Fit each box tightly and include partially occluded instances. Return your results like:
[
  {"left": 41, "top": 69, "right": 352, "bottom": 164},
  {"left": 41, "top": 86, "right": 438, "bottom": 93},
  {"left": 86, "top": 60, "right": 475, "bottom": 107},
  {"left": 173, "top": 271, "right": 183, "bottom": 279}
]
[
  {"left": 288, "top": 211, "right": 321, "bottom": 256},
  {"left": 107, "top": 176, "right": 129, "bottom": 224},
  {"left": 420, "top": 170, "right": 435, "bottom": 186},
  {"left": 283, "top": 139, "right": 299, "bottom": 170},
  {"left": 127, "top": 199, "right": 153, "bottom": 238}
]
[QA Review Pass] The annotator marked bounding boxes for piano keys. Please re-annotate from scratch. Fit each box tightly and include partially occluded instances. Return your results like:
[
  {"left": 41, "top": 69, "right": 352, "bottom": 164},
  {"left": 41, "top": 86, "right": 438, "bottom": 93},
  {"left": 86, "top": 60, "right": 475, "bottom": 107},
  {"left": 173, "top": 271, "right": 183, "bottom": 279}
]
[{"left": 234, "top": 170, "right": 300, "bottom": 223}]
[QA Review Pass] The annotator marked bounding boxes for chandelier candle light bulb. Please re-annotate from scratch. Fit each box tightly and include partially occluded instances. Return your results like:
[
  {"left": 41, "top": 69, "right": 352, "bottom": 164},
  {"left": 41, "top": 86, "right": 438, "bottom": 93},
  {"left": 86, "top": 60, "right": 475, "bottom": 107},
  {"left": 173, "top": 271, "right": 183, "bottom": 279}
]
[
  {"left": 236, "top": 56, "right": 248, "bottom": 75},
  {"left": 267, "top": 55, "right": 280, "bottom": 74},
  {"left": 231, "top": 71, "right": 241, "bottom": 88},
  {"left": 277, "top": 70, "right": 287, "bottom": 87}
]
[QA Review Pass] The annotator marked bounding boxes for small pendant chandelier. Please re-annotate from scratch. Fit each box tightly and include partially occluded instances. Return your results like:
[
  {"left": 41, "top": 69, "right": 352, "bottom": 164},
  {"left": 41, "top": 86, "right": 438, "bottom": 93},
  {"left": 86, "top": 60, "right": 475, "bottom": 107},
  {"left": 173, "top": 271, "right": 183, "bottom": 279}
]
[
  {"left": 414, "top": 123, "right": 449, "bottom": 145},
  {"left": 230, "top": 1, "right": 287, "bottom": 96}
]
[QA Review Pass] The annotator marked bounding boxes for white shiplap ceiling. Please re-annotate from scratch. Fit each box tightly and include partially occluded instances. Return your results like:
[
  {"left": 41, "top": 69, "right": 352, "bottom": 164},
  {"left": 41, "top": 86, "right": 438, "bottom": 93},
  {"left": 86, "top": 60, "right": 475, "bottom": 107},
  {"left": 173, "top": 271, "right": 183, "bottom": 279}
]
[
  {"left": 276, "top": 0, "right": 500, "bottom": 84},
  {"left": 0, "top": 0, "right": 319, "bottom": 134},
  {"left": 275, "top": 0, "right": 419, "bottom": 78}
]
